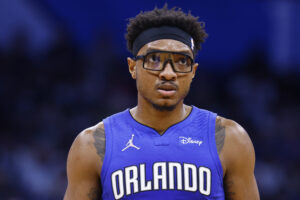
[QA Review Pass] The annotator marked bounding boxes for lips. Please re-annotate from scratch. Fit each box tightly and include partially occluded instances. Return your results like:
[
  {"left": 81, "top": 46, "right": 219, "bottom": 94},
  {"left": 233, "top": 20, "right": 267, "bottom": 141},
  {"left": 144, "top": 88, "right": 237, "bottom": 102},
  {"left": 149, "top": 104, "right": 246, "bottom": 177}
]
[
  {"left": 156, "top": 83, "right": 178, "bottom": 97},
  {"left": 157, "top": 84, "right": 177, "bottom": 91}
]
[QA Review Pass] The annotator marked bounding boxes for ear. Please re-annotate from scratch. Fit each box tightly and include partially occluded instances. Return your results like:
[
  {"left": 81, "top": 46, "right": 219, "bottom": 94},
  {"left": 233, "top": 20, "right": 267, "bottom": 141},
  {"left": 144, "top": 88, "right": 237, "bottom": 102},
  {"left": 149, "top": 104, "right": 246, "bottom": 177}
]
[
  {"left": 191, "top": 63, "right": 198, "bottom": 79},
  {"left": 127, "top": 57, "right": 137, "bottom": 79}
]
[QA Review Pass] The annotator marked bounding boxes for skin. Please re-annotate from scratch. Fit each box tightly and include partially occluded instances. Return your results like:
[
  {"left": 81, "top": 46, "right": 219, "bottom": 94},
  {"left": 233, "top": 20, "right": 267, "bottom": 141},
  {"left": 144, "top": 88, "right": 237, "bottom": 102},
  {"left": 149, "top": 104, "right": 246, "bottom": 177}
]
[
  {"left": 64, "top": 39, "right": 260, "bottom": 200},
  {"left": 64, "top": 123, "right": 104, "bottom": 200}
]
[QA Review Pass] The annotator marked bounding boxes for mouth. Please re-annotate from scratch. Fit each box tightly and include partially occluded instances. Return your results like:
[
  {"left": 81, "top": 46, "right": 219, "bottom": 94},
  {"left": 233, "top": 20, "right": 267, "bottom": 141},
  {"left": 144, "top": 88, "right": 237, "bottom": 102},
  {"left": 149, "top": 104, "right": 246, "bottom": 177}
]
[
  {"left": 157, "top": 89, "right": 176, "bottom": 97},
  {"left": 156, "top": 84, "right": 177, "bottom": 97}
]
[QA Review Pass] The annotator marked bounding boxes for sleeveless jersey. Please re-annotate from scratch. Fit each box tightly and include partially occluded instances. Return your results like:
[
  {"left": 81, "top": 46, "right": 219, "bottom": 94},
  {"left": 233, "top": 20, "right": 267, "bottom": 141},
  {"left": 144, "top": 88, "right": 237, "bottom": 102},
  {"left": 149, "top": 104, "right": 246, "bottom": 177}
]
[{"left": 101, "top": 106, "right": 224, "bottom": 200}]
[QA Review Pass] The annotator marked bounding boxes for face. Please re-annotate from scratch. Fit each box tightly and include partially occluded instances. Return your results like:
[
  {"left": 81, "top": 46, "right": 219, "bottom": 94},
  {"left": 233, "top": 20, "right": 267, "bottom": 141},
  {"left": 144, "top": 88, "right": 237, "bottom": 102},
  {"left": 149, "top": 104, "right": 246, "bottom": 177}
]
[{"left": 128, "top": 39, "right": 198, "bottom": 111}]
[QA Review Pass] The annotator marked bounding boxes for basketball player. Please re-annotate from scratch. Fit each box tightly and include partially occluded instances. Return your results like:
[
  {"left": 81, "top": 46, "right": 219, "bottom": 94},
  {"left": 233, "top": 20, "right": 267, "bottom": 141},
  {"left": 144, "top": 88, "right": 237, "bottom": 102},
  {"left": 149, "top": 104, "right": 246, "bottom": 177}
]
[{"left": 64, "top": 5, "right": 260, "bottom": 200}]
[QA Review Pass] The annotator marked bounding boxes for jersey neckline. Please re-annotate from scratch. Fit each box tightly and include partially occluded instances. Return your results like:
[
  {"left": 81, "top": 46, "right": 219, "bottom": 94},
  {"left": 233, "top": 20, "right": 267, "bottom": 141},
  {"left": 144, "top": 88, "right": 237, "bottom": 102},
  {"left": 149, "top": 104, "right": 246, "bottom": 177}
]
[{"left": 126, "top": 105, "right": 196, "bottom": 136}]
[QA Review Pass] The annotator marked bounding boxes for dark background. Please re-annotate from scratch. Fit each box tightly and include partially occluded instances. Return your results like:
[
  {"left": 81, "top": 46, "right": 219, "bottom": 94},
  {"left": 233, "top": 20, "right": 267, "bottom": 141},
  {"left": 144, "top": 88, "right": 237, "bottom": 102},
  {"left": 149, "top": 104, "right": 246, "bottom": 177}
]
[{"left": 0, "top": 0, "right": 299, "bottom": 199}]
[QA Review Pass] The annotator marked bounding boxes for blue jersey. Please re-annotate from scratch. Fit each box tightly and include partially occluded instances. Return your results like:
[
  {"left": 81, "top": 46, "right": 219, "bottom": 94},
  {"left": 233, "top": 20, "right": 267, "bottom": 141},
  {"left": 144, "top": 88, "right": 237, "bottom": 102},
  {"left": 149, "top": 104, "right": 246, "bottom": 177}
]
[{"left": 101, "top": 106, "right": 225, "bottom": 199}]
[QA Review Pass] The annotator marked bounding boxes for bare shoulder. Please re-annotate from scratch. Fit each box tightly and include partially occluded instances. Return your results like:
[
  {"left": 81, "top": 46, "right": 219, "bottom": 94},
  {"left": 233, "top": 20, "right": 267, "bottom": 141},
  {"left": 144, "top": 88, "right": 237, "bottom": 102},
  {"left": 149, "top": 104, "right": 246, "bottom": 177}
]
[
  {"left": 216, "top": 116, "right": 254, "bottom": 151},
  {"left": 89, "top": 121, "right": 105, "bottom": 163},
  {"left": 68, "top": 121, "right": 105, "bottom": 176},
  {"left": 216, "top": 116, "right": 255, "bottom": 174},
  {"left": 64, "top": 122, "right": 105, "bottom": 199},
  {"left": 220, "top": 117, "right": 254, "bottom": 153},
  {"left": 216, "top": 118, "right": 260, "bottom": 199}
]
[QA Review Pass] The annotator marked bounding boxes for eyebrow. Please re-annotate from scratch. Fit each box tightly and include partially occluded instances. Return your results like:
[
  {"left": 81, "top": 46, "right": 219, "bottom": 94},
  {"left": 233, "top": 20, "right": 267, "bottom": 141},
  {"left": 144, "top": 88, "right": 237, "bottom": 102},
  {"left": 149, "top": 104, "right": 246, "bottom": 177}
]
[{"left": 145, "top": 48, "right": 193, "bottom": 58}]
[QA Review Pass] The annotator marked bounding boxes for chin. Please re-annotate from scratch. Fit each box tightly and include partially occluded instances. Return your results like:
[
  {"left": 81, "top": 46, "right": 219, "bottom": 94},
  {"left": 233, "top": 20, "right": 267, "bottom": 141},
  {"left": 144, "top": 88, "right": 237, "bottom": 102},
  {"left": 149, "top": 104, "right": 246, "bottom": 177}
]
[
  {"left": 151, "top": 103, "right": 176, "bottom": 111},
  {"left": 151, "top": 100, "right": 178, "bottom": 111}
]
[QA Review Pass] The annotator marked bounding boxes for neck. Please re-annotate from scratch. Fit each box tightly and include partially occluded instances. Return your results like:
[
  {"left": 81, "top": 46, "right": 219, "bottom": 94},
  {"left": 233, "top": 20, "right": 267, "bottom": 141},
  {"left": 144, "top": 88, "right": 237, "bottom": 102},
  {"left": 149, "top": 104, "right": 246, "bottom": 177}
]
[{"left": 130, "top": 97, "right": 192, "bottom": 134}]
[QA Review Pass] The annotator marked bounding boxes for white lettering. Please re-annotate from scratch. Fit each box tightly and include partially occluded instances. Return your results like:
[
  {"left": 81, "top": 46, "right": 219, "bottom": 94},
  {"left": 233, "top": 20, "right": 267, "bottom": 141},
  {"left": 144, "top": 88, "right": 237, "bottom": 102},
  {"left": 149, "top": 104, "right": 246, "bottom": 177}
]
[
  {"left": 111, "top": 170, "right": 124, "bottom": 199},
  {"left": 110, "top": 163, "right": 212, "bottom": 197},
  {"left": 199, "top": 167, "right": 211, "bottom": 195},
  {"left": 169, "top": 162, "right": 182, "bottom": 190},
  {"left": 140, "top": 164, "right": 152, "bottom": 191},
  {"left": 179, "top": 137, "right": 203, "bottom": 146},
  {"left": 184, "top": 164, "right": 197, "bottom": 192},
  {"left": 153, "top": 162, "right": 167, "bottom": 190},
  {"left": 125, "top": 166, "right": 139, "bottom": 195}
]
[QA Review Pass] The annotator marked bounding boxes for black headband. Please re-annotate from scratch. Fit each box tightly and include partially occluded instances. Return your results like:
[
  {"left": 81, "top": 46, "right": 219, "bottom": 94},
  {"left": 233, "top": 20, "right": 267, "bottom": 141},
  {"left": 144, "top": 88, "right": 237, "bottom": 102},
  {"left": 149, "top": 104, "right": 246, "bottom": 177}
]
[{"left": 132, "top": 26, "right": 195, "bottom": 56}]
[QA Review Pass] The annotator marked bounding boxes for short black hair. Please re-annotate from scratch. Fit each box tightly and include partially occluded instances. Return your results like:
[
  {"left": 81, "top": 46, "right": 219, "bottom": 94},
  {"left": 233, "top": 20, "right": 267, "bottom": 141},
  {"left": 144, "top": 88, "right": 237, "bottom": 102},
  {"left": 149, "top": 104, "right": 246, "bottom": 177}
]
[{"left": 126, "top": 4, "right": 208, "bottom": 55}]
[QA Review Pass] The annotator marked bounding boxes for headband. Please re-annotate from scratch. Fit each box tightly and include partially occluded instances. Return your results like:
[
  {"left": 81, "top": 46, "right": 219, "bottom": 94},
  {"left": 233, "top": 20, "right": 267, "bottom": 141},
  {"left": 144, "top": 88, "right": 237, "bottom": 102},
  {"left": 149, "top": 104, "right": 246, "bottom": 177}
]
[{"left": 132, "top": 26, "right": 195, "bottom": 56}]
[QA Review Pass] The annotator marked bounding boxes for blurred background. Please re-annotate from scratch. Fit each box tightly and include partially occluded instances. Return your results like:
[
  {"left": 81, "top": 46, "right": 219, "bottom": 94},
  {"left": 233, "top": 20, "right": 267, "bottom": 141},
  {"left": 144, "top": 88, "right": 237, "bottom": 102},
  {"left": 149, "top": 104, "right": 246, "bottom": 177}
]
[{"left": 0, "top": 0, "right": 299, "bottom": 199}]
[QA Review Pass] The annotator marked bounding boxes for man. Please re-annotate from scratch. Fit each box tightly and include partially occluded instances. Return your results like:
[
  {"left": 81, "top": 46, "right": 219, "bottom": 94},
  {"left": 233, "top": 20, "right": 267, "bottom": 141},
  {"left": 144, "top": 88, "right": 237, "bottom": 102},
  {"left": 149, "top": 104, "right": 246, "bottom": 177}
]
[{"left": 64, "top": 5, "right": 260, "bottom": 200}]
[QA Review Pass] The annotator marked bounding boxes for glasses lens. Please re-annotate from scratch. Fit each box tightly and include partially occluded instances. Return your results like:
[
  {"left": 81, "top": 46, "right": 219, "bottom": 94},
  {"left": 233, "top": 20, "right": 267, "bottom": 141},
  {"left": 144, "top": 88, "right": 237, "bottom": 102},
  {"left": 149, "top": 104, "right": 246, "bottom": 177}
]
[
  {"left": 172, "top": 54, "right": 192, "bottom": 72},
  {"left": 144, "top": 52, "right": 193, "bottom": 72},
  {"left": 144, "top": 52, "right": 162, "bottom": 70}
]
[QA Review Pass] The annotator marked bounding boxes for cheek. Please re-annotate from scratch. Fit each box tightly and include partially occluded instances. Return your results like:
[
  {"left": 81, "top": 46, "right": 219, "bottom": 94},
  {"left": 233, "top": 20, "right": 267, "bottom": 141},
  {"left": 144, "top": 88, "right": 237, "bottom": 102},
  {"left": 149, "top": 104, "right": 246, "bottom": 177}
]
[
  {"left": 136, "top": 70, "right": 156, "bottom": 93},
  {"left": 178, "top": 76, "right": 193, "bottom": 90}
]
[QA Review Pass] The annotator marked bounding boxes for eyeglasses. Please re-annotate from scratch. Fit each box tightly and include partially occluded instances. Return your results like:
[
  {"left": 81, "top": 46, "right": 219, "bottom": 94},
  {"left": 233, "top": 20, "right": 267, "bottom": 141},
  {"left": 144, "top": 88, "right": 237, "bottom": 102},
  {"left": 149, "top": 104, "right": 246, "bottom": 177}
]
[{"left": 135, "top": 50, "right": 194, "bottom": 73}]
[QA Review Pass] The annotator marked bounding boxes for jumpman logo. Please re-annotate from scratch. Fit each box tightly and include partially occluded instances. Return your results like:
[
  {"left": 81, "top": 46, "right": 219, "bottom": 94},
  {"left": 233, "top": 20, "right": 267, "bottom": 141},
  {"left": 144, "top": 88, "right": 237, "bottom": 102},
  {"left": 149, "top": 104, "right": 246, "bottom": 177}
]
[{"left": 122, "top": 134, "right": 140, "bottom": 151}]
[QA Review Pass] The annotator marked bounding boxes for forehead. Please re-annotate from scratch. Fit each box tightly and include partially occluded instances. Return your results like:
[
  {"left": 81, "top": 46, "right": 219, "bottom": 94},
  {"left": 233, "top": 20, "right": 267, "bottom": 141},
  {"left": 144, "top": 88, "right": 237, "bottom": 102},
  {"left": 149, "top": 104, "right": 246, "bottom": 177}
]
[{"left": 137, "top": 39, "right": 192, "bottom": 56}]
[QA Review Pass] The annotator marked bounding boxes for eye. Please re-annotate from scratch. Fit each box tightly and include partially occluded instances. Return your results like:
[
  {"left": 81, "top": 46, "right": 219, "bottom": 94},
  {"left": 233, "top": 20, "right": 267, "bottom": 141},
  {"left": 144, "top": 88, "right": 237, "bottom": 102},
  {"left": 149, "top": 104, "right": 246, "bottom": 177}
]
[
  {"left": 178, "top": 57, "right": 188, "bottom": 65},
  {"left": 149, "top": 54, "right": 160, "bottom": 63}
]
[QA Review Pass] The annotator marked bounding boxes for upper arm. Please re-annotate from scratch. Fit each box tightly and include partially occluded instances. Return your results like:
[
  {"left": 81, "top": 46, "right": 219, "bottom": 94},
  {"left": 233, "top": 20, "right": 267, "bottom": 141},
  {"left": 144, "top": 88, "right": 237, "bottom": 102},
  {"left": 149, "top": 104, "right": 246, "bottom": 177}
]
[
  {"left": 218, "top": 118, "right": 260, "bottom": 200},
  {"left": 64, "top": 122, "right": 105, "bottom": 200}
]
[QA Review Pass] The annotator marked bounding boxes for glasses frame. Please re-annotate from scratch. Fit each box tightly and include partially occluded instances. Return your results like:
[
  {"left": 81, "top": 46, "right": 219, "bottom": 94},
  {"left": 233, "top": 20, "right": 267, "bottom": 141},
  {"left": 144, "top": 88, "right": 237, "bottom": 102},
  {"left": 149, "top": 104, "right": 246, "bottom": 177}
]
[{"left": 135, "top": 50, "right": 194, "bottom": 73}]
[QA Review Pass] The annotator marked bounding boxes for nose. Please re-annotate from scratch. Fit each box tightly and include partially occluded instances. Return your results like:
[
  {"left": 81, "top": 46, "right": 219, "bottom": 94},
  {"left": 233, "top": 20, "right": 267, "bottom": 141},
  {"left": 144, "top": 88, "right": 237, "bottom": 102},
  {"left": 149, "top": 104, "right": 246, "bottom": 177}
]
[{"left": 158, "top": 61, "right": 177, "bottom": 81}]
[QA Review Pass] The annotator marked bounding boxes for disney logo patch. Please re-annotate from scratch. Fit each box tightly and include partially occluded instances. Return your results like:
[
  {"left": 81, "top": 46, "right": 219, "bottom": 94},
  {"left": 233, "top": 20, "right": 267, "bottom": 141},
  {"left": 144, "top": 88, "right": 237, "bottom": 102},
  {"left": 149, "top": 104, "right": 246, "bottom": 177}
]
[{"left": 179, "top": 136, "right": 203, "bottom": 146}]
